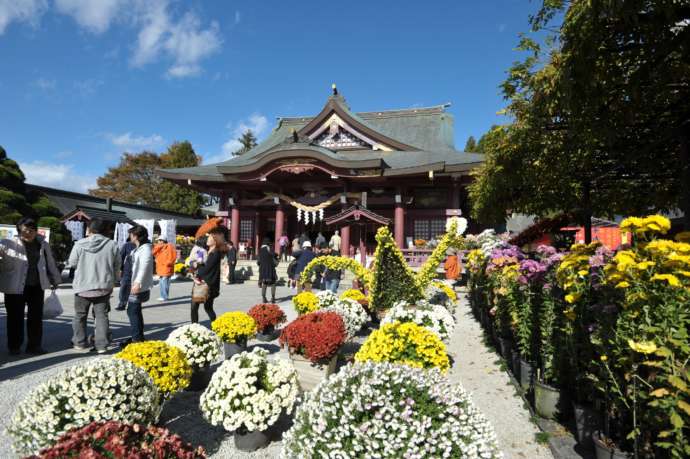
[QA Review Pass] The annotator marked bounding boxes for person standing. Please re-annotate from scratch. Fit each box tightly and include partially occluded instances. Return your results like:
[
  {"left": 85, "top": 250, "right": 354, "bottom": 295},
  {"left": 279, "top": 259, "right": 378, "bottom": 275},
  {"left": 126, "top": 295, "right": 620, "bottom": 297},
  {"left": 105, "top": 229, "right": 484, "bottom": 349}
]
[
  {"left": 226, "top": 240, "right": 237, "bottom": 284},
  {"left": 191, "top": 227, "right": 227, "bottom": 323},
  {"left": 292, "top": 241, "right": 316, "bottom": 293},
  {"left": 323, "top": 247, "right": 342, "bottom": 293},
  {"left": 444, "top": 248, "right": 460, "bottom": 282},
  {"left": 69, "top": 218, "right": 119, "bottom": 354},
  {"left": 315, "top": 232, "right": 326, "bottom": 248},
  {"left": 0, "top": 217, "right": 61, "bottom": 355},
  {"left": 291, "top": 235, "right": 300, "bottom": 256},
  {"left": 278, "top": 232, "right": 289, "bottom": 262},
  {"left": 152, "top": 236, "right": 176, "bottom": 301},
  {"left": 115, "top": 240, "right": 136, "bottom": 311},
  {"left": 329, "top": 230, "right": 341, "bottom": 252},
  {"left": 257, "top": 238, "right": 278, "bottom": 303},
  {"left": 122, "top": 225, "right": 153, "bottom": 346}
]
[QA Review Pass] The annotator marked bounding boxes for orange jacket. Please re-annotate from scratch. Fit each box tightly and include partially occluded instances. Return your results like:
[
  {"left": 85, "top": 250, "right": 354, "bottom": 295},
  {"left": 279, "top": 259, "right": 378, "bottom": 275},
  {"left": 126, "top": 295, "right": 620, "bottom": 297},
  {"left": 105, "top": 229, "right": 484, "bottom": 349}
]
[
  {"left": 444, "top": 255, "right": 460, "bottom": 280},
  {"left": 153, "top": 242, "right": 177, "bottom": 277}
]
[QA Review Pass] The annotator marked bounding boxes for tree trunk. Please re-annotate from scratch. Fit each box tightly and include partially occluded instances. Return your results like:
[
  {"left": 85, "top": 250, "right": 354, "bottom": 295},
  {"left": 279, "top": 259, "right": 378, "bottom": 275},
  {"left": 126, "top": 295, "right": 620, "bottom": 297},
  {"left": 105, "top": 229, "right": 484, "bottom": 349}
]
[
  {"left": 681, "top": 133, "right": 690, "bottom": 231},
  {"left": 583, "top": 182, "right": 592, "bottom": 244}
]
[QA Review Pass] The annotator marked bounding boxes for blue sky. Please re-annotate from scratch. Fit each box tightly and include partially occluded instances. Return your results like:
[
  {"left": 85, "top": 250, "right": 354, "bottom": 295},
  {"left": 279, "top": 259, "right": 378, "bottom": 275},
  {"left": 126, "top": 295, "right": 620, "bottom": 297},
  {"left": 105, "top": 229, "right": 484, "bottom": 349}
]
[{"left": 0, "top": 0, "right": 540, "bottom": 192}]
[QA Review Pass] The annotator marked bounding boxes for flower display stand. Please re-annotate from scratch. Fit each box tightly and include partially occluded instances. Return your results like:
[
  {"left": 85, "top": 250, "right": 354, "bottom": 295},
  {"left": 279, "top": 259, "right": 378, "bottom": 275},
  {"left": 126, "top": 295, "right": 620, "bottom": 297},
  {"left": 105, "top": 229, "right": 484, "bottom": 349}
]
[{"left": 289, "top": 353, "right": 337, "bottom": 391}]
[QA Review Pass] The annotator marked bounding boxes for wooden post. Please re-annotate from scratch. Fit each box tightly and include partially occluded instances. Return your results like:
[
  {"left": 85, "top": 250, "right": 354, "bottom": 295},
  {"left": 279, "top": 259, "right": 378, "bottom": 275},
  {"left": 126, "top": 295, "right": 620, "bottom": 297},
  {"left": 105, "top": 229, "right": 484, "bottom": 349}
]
[
  {"left": 394, "top": 199, "right": 405, "bottom": 248},
  {"left": 583, "top": 182, "right": 592, "bottom": 244},
  {"left": 230, "top": 206, "right": 240, "bottom": 248},
  {"left": 274, "top": 205, "right": 284, "bottom": 255}
]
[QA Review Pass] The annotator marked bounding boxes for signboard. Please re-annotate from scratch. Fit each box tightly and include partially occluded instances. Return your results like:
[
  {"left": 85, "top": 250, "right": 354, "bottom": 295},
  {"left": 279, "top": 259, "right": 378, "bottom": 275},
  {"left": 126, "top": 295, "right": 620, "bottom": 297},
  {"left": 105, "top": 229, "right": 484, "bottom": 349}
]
[{"left": 0, "top": 224, "right": 51, "bottom": 242}]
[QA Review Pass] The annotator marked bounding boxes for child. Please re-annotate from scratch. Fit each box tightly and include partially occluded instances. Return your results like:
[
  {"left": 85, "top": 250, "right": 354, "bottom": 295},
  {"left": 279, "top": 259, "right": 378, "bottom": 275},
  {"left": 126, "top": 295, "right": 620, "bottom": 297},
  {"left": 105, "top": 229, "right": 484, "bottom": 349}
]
[{"left": 444, "top": 248, "right": 460, "bottom": 282}]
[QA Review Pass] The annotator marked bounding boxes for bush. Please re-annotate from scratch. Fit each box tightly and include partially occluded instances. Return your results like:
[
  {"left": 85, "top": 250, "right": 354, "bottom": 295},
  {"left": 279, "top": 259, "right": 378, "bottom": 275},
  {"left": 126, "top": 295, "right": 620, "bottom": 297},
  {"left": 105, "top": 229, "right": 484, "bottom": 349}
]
[
  {"left": 322, "top": 298, "right": 369, "bottom": 339},
  {"left": 279, "top": 311, "right": 346, "bottom": 363},
  {"left": 248, "top": 303, "right": 287, "bottom": 333},
  {"left": 281, "top": 361, "right": 501, "bottom": 458},
  {"left": 200, "top": 348, "right": 298, "bottom": 433},
  {"left": 8, "top": 359, "right": 160, "bottom": 455},
  {"left": 166, "top": 323, "right": 222, "bottom": 368},
  {"left": 291, "top": 291, "right": 319, "bottom": 315},
  {"left": 31, "top": 421, "right": 205, "bottom": 458},
  {"left": 355, "top": 321, "right": 450, "bottom": 372},
  {"left": 211, "top": 311, "right": 257, "bottom": 343},
  {"left": 381, "top": 300, "right": 455, "bottom": 343},
  {"left": 116, "top": 341, "right": 192, "bottom": 397}
]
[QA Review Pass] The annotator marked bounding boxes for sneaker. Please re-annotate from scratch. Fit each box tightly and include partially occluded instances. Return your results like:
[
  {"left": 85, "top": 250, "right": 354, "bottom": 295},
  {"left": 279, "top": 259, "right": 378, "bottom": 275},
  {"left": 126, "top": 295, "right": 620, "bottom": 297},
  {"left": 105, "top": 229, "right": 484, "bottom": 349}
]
[
  {"left": 93, "top": 347, "right": 108, "bottom": 354},
  {"left": 115, "top": 305, "right": 126, "bottom": 311},
  {"left": 73, "top": 344, "right": 90, "bottom": 351},
  {"left": 157, "top": 297, "right": 165, "bottom": 301}
]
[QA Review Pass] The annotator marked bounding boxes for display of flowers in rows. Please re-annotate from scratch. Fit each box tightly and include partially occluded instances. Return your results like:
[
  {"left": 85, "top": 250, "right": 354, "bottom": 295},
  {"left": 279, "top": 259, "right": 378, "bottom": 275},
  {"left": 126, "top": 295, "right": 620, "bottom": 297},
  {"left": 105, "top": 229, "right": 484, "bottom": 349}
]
[
  {"left": 8, "top": 359, "right": 161, "bottom": 455},
  {"left": 116, "top": 341, "right": 192, "bottom": 397},
  {"left": 248, "top": 303, "right": 287, "bottom": 333},
  {"left": 211, "top": 311, "right": 257, "bottom": 343},
  {"left": 415, "top": 217, "right": 466, "bottom": 291},
  {"left": 166, "top": 323, "right": 223, "bottom": 369},
  {"left": 382, "top": 300, "right": 455, "bottom": 343},
  {"left": 322, "top": 297, "right": 369, "bottom": 339},
  {"left": 200, "top": 348, "right": 298, "bottom": 433},
  {"left": 281, "top": 361, "right": 502, "bottom": 458}
]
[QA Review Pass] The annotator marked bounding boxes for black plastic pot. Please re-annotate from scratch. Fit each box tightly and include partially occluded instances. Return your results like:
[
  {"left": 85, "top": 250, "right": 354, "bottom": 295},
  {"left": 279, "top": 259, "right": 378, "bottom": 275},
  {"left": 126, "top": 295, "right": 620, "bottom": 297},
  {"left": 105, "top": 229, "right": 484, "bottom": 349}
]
[
  {"left": 234, "top": 428, "right": 270, "bottom": 452},
  {"left": 573, "top": 402, "right": 600, "bottom": 450},
  {"left": 497, "top": 337, "right": 513, "bottom": 362},
  {"left": 224, "top": 339, "right": 247, "bottom": 360},
  {"left": 256, "top": 325, "right": 280, "bottom": 342},
  {"left": 511, "top": 349, "right": 521, "bottom": 377},
  {"left": 534, "top": 379, "right": 561, "bottom": 420},
  {"left": 519, "top": 358, "right": 534, "bottom": 391},
  {"left": 186, "top": 365, "right": 213, "bottom": 392},
  {"left": 592, "top": 431, "right": 632, "bottom": 459}
]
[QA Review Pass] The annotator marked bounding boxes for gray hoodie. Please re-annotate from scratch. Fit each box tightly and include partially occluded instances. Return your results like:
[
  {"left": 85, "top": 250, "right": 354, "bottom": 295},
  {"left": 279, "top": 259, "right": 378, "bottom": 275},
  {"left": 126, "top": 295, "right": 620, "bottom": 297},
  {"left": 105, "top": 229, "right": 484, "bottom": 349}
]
[{"left": 68, "top": 234, "right": 120, "bottom": 294}]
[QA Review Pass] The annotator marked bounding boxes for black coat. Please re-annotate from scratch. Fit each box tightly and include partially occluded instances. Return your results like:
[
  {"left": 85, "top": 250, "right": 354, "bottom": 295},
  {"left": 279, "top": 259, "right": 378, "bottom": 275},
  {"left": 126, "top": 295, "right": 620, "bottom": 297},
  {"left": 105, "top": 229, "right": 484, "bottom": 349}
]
[
  {"left": 257, "top": 246, "right": 278, "bottom": 283},
  {"left": 197, "top": 250, "right": 222, "bottom": 299},
  {"left": 226, "top": 246, "right": 237, "bottom": 263}
]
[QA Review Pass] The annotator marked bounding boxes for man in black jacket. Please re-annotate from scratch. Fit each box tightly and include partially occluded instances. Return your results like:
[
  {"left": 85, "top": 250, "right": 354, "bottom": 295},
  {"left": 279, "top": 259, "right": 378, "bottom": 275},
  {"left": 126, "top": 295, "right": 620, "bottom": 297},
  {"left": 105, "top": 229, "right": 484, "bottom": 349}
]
[
  {"left": 115, "top": 240, "right": 136, "bottom": 311},
  {"left": 226, "top": 241, "right": 237, "bottom": 284}
]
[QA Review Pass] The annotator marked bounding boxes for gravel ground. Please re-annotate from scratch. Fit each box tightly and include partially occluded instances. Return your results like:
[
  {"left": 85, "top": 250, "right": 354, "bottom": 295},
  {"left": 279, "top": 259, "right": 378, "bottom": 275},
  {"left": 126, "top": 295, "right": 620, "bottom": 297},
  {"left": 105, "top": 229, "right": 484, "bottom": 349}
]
[{"left": 0, "top": 282, "right": 552, "bottom": 458}]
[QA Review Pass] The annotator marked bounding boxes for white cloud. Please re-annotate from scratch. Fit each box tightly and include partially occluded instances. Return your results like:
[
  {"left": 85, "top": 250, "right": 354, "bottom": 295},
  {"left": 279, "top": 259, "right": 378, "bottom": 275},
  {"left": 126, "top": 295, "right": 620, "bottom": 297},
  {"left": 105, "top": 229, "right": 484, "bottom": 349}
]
[
  {"left": 204, "top": 113, "right": 268, "bottom": 164},
  {"left": 107, "top": 132, "right": 165, "bottom": 151},
  {"left": 54, "top": 0, "right": 124, "bottom": 34},
  {"left": 0, "top": 0, "right": 47, "bottom": 35},
  {"left": 73, "top": 78, "right": 103, "bottom": 96},
  {"left": 20, "top": 160, "right": 97, "bottom": 193},
  {"left": 34, "top": 77, "right": 56, "bottom": 90}
]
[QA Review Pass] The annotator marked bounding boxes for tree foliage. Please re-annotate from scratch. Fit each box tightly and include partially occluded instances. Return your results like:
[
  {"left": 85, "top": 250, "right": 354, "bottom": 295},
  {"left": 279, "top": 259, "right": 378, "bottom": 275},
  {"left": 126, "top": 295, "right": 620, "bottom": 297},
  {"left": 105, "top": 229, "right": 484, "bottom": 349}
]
[
  {"left": 463, "top": 136, "right": 477, "bottom": 152},
  {"left": 90, "top": 142, "right": 203, "bottom": 215},
  {"left": 470, "top": 1, "right": 690, "bottom": 231},
  {"left": 233, "top": 130, "right": 258, "bottom": 156}
]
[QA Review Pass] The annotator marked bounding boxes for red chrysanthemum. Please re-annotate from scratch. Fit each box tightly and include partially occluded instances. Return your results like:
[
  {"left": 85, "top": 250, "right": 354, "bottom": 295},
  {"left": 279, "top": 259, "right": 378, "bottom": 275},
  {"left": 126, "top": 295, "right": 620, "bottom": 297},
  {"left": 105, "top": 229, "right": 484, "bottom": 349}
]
[
  {"left": 279, "top": 311, "right": 346, "bottom": 363},
  {"left": 247, "top": 303, "right": 287, "bottom": 332}
]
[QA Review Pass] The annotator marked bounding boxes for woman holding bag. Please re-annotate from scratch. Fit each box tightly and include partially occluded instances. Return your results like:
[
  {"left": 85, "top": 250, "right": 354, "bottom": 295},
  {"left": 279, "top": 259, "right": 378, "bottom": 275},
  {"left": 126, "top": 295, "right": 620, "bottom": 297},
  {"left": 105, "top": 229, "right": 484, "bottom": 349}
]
[
  {"left": 121, "top": 225, "right": 153, "bottom": 347},
  {"left": 0, "top": 217, "right": 61, "bottom": 355},
  {"left": 191, "top": 227, "right": 227, "bottom": 323}
]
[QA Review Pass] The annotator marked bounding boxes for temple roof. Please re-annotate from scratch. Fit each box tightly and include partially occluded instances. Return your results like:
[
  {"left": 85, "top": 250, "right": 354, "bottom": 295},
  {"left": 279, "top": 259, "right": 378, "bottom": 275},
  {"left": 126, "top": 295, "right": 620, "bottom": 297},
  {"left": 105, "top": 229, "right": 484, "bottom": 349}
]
[{"left": 158, "top": 90, "right": 484, "bottom": 183}]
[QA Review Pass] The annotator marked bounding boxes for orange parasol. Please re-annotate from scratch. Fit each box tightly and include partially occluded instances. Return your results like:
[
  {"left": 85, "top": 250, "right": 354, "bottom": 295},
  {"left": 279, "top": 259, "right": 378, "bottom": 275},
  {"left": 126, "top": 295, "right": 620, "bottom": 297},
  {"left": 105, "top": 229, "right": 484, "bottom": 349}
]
[{"left": 195, "top": 217, "right": 223, "bottom": 238}]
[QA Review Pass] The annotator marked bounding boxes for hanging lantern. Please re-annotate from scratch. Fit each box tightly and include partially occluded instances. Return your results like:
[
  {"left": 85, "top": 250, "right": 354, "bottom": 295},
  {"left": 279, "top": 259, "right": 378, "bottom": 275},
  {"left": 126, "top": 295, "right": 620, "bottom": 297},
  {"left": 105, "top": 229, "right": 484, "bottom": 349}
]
[
  {"left": 297, "top": 208, "right": 302, "bottom": 222},
  {"left": 319, "top": 208, "right": 324, "bottom": 221}
]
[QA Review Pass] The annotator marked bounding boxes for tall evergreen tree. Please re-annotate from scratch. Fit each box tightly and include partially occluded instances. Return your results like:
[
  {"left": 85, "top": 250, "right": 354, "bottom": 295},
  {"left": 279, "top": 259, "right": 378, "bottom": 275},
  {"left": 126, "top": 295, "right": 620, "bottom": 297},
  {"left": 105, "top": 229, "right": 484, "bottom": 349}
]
[
  {"left": 159, "top": 141, "right": 203, "bottom": 215},
  {"left": 464, "top": 136, "right": 477, "bottom": 152},
  {"left": 234, "top": 130, "right": 258, "bottom": 155}
]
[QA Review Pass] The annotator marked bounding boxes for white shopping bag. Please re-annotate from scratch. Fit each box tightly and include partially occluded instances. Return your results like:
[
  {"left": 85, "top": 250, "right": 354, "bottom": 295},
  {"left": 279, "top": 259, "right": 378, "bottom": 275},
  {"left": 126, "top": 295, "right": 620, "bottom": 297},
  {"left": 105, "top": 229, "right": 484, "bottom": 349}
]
[{"left": 43, "top": 291, "right": 63, "bottom": 319}]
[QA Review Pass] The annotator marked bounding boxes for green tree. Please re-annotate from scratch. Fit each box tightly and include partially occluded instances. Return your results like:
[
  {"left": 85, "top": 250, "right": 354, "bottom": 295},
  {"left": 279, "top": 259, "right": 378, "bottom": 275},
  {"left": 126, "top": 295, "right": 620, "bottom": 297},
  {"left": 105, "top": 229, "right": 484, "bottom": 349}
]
[
  {"left": 233, "top": 130, "right": 258, "bottom": 155},
  {"left": 0, "top": 146, "right": 72, "bottom": 260},
  {"left": 464, "top": 136, "right": 477, "bottom": 152},
  {"left": 90, "top": 152, "right": 164, "bottom": 207},
  {"left": 159, "top": 141, "right": 203, "bottom": 215}
]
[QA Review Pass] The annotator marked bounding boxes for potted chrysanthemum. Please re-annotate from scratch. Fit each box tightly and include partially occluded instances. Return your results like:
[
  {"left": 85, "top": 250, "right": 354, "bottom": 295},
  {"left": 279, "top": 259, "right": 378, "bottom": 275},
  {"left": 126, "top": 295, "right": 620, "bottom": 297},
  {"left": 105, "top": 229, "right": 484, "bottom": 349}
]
[
  {"left": 248, "top": 303, "right": 287, "bottom": 341},
  {"left": 116, "top": 341, "right": 192, "bottom": 398},
  {"left": 382, "top": 300, "right": 456, "bottom": 343},
  {"left": 200, "top": 348, "right": 298, "bottom": 452},
  {"left": 322, "top": 298, "right": 369, "bottom": 339},
  {"left": 211, "top": 311, "right": 257, "bottom": 359},
  {"left": 291, "top": 291, "right": 319, "bottom": 315},
  {"left": 166, "top": 323, "right": 222, "bottom": 391},
  {"left": 279, "top": 311, "right": 346, "bottom": 390}
]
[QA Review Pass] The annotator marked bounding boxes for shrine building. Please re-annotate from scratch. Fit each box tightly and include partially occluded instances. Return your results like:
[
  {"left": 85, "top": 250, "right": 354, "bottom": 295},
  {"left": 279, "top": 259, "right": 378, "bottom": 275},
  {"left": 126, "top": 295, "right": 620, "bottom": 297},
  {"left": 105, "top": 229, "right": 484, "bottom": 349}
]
[{"left": 158, "top": 87, "right": 485, "bottom": 262}]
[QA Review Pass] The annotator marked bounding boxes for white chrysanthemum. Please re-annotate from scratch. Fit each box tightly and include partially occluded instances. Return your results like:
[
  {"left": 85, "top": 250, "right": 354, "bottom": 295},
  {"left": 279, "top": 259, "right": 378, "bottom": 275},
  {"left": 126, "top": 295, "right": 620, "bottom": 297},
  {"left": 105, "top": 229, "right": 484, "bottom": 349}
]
[
  {"left": 316, "top": 290, "right": 339, "bottom": 309},
  {"left": 8, "top": 358, "right": 160, "bottom": 455},
  {"left": 424, "top": 283, "right": 456, "bottom": 312},
  {"left": 281, "top": 362, "right": 503, "bottom": 459},
  {"left": 200, "top": 348, "right": 298, "bottom": 433},
  {"left": 382, "top": 301, "right": 456, "bottom": 342},
  {"left": 323, "top": 298, "right": 369, "bottom": 339},
  {"left": 166, "top": 323, "right": 222, "bottom": 368},
  {"left": 446, "top": 216, "right": 468, "bottom": 236}
]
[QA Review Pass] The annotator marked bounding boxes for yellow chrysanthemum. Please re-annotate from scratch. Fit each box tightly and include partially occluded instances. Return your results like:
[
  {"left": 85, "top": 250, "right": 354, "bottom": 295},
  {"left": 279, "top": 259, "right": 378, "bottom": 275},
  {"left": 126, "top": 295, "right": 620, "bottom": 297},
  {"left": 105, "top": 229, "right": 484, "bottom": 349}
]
[
  {"left": 628, "top": 339, "right": 657, "bottom": 355},
  {"left": 650, "top": 273, "right": 682, "bottom": 288},
  {"left": 340, "top": 289, "right": 367, "bottom": 302},
  {"left": 563, "top": 308, "right": 576, "bottom": 321},
  {"left": 615, "top": 281, "right": 630, "bottom": 289},
  {"left": 116, "top": 341, "right": 192, "bottom": 396},
  {"left": 211, "top": 311, "right": 257, "bottom": 343},
  {"left": 291, "top": 291, "right": 320, "bottom": 315},
  {"left": 564, "top": 293, "right": 581, "bottom": 304}
]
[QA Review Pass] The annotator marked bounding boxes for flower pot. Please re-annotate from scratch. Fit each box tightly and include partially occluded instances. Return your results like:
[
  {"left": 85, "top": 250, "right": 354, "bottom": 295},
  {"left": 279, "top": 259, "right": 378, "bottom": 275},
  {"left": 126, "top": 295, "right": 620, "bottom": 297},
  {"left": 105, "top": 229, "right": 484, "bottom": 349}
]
[
  {"left": 573, "top": 403, "right": 600, "bottom": 450},
  {"left": 535, "top": 379, "right": 561, "bottom": 420},
  {"left": 289, "top": 353, "right": 338, "bottom": 391},
  {"left": 519, "top": 358, "right": 534, "bottom": 391},
  {"left": 592, "top": 431, "right": 632, "bottom": 459},
  {"left": 186, "top": 365, "right": 213, "bottom": 391},
  {"left": 511, "top": 349, "right": 521, "bottom": 377},
  {"left": 497, "top": 337, "right": 512, "bottom": 362},
  {"left": 234, "top": 428, "right": 270, "bottom": 452},
  {"left": 224, "top": 339, "right": 247, "bottom": 360},
  {"left": 256, "top": 325, "right": 280, "bottom": 342}
]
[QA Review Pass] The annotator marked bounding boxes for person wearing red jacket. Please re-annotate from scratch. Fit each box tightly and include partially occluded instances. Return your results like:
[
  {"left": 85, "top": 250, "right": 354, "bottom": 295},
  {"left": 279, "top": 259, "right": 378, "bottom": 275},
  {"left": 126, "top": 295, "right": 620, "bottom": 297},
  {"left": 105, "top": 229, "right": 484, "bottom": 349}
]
[{"left": 152, "top": 236, "right": 176, "bottom": 301}]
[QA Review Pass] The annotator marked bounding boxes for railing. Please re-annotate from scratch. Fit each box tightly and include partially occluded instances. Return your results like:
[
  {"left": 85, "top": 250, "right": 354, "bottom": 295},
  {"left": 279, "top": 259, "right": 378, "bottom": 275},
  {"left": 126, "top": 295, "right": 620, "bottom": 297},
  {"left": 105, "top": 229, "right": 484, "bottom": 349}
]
[{"left": 401, "top": 248, "right": 433, "bottom": 267}]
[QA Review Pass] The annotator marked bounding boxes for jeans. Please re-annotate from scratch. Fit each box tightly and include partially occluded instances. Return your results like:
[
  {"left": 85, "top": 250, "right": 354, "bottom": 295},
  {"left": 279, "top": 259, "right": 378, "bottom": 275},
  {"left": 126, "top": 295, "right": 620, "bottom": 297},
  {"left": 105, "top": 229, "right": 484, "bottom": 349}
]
[
  {"left": 118, "top": 282, "right": 131, "bottom": 308},
  {"left": 227, "top": 262, "right": 237, "bottom": 284},
  {"left": 159, "top": 276, "right": 171, "bottom": 300},
  {"left": 4, "top": 285, "right": 44, "bottom": 351},
  {"left": 73, "top": 294, "right": 110, "bottom": 350},
  {"left": 324, "top": 278, "right": 340, "bottom": 293},
  {"left": 127, "top": 290, "right": 150, "bottom": 342},
  {"left": 191, "top": 297, "right": 217, "bottom": 323}
]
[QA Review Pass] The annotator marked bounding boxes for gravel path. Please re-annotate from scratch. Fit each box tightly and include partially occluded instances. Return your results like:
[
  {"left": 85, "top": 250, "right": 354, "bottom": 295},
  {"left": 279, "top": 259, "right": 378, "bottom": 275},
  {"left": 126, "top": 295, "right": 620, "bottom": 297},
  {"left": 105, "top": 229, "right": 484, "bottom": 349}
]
[{"left": 0, "top": 282, "right": 552, "bottom": 458}]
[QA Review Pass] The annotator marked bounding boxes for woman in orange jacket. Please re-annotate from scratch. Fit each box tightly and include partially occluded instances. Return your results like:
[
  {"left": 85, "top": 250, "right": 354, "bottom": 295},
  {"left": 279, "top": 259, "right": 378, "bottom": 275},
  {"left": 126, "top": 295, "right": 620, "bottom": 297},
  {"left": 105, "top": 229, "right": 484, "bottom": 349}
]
[
  {"left": 152, "top": 237, "right": 177, "bottom": 301},
  {"left": 444, "top": 248, "right": 460, "bottom": 281}
]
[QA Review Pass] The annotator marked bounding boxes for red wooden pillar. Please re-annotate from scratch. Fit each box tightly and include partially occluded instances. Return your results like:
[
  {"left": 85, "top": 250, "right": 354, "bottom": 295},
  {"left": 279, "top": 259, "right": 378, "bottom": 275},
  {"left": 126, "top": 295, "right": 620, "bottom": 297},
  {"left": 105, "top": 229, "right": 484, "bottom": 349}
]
[
  {"left": 254, "top": 212, "right": 261, "bottom": 255},
  {"left": 341, "top": 225, "right": 350, "bottom": 257},
  {"left": 359, "top": 226, "right": 366, "bottom": 266},
  {"left": 274, "top": 206, "right": 284, "bottom": 254},
  {"left": 394, "top": 192, "right": 405, "bottom": 248},
  {"left": 230, "top": 206, "right": 240, "bottom": 248}
]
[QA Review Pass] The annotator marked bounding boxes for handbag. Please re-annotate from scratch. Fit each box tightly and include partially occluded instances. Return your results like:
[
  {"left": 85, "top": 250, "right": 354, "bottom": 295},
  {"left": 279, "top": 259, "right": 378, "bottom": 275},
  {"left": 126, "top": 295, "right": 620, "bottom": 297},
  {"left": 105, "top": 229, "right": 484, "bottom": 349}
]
[
  {"left": 191, "top": 281, "right": 210, "bottom": 303},
  {"left": 43, "top": 291, "right": 63, "bottom": 319}
]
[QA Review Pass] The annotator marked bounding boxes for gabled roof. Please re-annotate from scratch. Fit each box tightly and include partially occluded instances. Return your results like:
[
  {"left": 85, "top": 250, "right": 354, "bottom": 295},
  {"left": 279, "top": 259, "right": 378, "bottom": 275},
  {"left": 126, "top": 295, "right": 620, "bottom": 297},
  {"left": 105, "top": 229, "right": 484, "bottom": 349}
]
[{"left": 325, "top": 205, "right": 391, "bottom": 226}]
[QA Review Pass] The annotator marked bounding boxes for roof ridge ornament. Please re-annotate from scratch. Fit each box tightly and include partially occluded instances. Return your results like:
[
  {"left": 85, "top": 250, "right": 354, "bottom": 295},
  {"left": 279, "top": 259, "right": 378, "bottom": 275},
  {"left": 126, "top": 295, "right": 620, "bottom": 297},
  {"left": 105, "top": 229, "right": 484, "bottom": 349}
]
[{"left": 332, "top": 83, "right": 338, "bottom": 96}]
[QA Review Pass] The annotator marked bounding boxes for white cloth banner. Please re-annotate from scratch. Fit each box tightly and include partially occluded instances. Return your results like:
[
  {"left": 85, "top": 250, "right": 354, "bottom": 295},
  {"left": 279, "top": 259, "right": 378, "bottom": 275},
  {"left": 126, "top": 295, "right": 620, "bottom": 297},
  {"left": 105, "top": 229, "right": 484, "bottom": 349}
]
[
  {"left": 114, "top": 222, "right": 133, "bottom": 248},
  {"left": 64, "top": 220, "right": 85, "bottom": 241},
  {"left": 134, "top": 219, "right": 155, "bottom": 243},
  {"left": 157, "top": 219, "right": 177, "bottom": 246}
]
